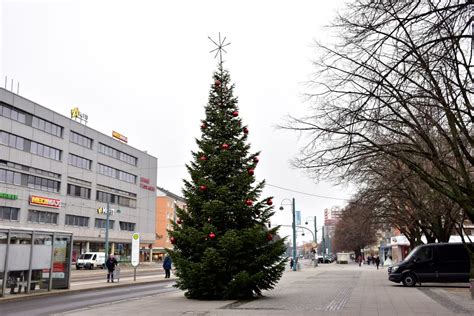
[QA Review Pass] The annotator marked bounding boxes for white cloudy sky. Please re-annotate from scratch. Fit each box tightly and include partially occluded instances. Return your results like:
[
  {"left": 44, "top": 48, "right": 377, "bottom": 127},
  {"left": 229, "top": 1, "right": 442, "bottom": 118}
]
[{"left": 1, "top": 0, "right": 354, "bottom": 244}]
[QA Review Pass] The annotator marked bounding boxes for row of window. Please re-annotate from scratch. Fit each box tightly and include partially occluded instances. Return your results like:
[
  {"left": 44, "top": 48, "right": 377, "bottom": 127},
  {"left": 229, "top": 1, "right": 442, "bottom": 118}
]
[
  {"left": 0, "top": 130, "right": 62, "bottom": 161},
  {"left": 98, "top": 164, "right": 136, "bottom": 184},
  {"left": 70, "top": 131, "right": 93, "bottom": 149},
  {"left": 68, "top": 153, "right": 92, "bottom": 170},
  {"left": 96, "top": 190, "right": 137, "bottom": 208},
  {"left": 67, "top": 183, "right": 91, "bottom": 199},
  {"left": 0, "top": 167, "right": 60, "bottom": 193},
  {"left": 32, "top": 116, "right": 62, "bottom": 137},
  {"left": 0, "top": 102, "right": 63, "bottom": 138},
  {"left": 0, "top": 160, "right": 61, "bottom": 179},
  {"left": 23, "top": 209, "right": 135, "bottom": 231},
  {"left": 98, "top": 143, "right": 137, "bottom": 166}
]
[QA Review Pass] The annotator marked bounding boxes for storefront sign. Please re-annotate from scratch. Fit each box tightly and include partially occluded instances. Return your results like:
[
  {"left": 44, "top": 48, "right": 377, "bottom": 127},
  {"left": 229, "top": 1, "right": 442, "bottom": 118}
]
[
  {"left": 0, "top": 192, "right": 17, "bottom": 200},
  {"left": 97, "top": 207, "right": 120, "bottom": 215},
  {"left": 70, "top": 107, "right": 88, "bottom": 124},
  {"left": 30, "top": 195, "right": 61, "bottom": 209},
  {"left": 112, "top": 131, "right": 128, "bottom": 143},
  {"left": 139, "top": 177, "right": 155, "bottom": 191}
]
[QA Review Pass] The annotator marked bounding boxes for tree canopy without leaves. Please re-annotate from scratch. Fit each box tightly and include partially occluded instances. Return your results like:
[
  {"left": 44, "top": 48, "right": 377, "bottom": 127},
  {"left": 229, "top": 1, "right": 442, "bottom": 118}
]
[{"left": 285, "top": 0, "right": 473, "bottom": 245}]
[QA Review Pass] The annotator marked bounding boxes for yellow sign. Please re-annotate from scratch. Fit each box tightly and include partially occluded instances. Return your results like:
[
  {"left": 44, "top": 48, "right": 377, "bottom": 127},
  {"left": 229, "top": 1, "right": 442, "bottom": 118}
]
[
  {"left": 112, "top": 131, "right": 128, "bottom": 143},
  {"left": 30, "top": 195, "right": 61, "bottom": 209},
  {"left": 70, "top": 107, "right": 88, "bottom": 124}
]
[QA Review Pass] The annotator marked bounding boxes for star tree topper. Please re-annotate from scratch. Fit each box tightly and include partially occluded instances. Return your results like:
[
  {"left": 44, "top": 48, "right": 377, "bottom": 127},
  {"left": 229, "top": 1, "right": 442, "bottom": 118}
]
[{"left": 208, "top": 33, "right": 231, "bottom": 66}]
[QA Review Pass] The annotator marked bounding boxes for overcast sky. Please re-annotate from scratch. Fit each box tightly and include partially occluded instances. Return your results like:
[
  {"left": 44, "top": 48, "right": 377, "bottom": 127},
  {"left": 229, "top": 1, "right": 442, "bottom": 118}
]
[{"left": 1, "top": 0, "right": 354, "bottom": 245}]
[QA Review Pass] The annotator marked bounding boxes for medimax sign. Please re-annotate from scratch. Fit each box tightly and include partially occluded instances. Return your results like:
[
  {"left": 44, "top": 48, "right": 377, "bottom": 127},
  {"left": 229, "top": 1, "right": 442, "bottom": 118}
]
[{"left": 29, "top": 195, "right": 61, "bottom": 209}]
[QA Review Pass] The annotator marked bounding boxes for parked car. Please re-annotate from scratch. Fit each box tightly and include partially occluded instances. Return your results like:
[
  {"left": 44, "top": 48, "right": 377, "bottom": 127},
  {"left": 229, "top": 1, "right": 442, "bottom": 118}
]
[
  {"left": 388, "top": 242, "right": 471, "bottom": 287},
  {"left": 76, "top": 252, "right": 105, "bottom": 270},
  {"left": 317, "top": 255, "right": 333, "bottom": 263}
]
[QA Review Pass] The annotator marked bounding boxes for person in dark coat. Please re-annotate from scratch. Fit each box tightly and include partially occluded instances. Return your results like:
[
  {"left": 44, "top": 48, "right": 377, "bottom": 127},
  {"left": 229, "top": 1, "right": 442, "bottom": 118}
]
[
  {"left": 290, "top": 257, "right": 294, "bottom": 270},
  {"left": 105, "top": 254, "right": 118, "bottom": 283},
  {"left": 163, "top": 255, "right": 172, "bottom": 278},
  {"left": 375, "top": 256, "right": 381, "bottom": 270}
]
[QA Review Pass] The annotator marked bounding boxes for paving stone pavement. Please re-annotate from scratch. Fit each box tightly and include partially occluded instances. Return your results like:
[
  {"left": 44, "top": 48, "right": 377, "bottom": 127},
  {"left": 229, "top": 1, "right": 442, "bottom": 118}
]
[{"left": 60, "top": 260, "right": 474, "bottom": 316}]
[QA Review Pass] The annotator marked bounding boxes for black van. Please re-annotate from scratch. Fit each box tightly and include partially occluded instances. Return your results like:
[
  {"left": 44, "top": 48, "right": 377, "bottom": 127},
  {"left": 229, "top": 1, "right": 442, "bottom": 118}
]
[{"left": 388, "top": 242, "right": 471, "bottom": 287}]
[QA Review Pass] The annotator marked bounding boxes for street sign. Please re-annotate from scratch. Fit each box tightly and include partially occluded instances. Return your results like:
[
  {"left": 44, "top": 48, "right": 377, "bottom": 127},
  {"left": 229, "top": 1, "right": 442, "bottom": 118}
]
[
  {"left": 131, "top": 232, "right": 140, "bottom": 267},
  {"left": 312, "top": 242, "right": 317, "bottom": 247}
]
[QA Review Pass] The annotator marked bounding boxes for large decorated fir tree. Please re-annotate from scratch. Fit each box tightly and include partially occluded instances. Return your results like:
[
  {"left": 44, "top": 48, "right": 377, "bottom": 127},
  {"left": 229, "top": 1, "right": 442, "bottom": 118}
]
[{"left": 168, "top": 38, "right": 286, "bottom": 300}]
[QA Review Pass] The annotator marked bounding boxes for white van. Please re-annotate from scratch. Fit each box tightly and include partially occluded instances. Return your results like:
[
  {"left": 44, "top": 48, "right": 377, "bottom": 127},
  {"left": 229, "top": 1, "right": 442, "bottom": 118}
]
[{"left": 76, "top": 252, "right": 105, "bottom": 270}]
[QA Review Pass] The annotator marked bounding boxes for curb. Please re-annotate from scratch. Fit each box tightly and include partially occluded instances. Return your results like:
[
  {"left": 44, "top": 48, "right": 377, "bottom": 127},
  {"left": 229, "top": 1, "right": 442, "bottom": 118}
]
[{"left": 0, "top": 276, "right": 177, "bottom": 303}]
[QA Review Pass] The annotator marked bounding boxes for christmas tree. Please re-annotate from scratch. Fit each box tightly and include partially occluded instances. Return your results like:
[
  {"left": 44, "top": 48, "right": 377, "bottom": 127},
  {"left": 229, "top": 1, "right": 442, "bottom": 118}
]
[{"left": 168, "top": 37, "right": 286, "bottom": 300}]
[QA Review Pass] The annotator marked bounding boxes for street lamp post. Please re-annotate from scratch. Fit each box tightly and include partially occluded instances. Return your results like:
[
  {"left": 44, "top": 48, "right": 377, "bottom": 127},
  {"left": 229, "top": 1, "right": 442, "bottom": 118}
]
[
  {"left": 280, "top": 198, "right": 297, "bottom": 271},
  {"left": 305, "top": 216, "right": 318, "bottom": 267},
  {"left": 105, "top": 201, "right": 110, "bottom": 259}
]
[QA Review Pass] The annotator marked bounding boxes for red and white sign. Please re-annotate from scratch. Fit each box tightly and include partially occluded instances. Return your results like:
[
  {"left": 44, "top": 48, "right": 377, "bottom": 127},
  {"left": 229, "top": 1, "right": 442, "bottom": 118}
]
[{"left": 30, "top": 195, "right": 61, "bottom": 209}]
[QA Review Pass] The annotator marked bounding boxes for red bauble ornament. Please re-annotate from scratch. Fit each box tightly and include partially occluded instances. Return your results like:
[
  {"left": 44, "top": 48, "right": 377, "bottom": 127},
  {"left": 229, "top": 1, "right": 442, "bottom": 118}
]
[
  {"left": 267, "top": 234, "right": 273, "bottom": 241},
  {"left": 201, "top": 122, "right": 207, "bottom": 129},
  {"left": 221, "top": 143, "right": 229, "bottom": 150},
  {"left": 199, "top": 185, "right": 207, "bottom": 191},
  {"left": 200, "top": 155, "right": 207, "bottom": 161},
  {"left": 176, "top": 218, "right": 182, "bottom": 225},
  {"left": 253, "top": 156, "right": 259, "bottom": 163},
  {"left": 248, "top": 168, "right": 255, "bottom": 175},
  {"left": 209, "top": 232, "right": 216, "bottom": 239},
  {"left": 245, "top": 199, "right": 253, "bottom": 206},
  {"left": 215, "top": 80, "right": 221, "bottom": 86},
  {"left": 243, "top": 127, "right": 249, "bottom": 134},
  {"left": 232, "top": 111, "right": 239, "bottom": 117},
  {"left": 266, "top": 199, "right": 273, "bottom": 206},
  {"left": 170, "top": 236, "right": 177, "bottom": 244}
]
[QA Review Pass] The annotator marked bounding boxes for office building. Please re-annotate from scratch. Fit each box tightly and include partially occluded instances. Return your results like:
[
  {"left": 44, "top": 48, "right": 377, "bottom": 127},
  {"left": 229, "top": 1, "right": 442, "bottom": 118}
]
[{"left": 0, "top": 88, "right": 157, "bottom": 261}]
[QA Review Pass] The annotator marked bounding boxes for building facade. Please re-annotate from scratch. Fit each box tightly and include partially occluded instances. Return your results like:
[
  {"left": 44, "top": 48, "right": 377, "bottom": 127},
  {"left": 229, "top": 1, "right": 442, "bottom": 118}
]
[
  {"left": 146, "top": 187, "right": 185, "bottom": 261},
  {"left": 0, "top": 88, "right": 157, "bottom": 262}
]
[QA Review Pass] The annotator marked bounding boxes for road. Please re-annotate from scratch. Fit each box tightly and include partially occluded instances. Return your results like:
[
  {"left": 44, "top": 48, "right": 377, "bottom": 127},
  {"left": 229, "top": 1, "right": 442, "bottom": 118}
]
[
  {"left": 70, "top": 266, "right": 164, "bottom": 282},
  {"left": 0, "top": 281, "right": 177, "bottom": 316}
]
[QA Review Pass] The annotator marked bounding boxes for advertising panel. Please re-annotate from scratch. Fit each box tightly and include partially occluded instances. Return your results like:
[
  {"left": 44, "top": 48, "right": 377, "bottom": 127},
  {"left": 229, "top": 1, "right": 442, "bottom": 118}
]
[{"left": 30, "top": 195, "right": 61, "bottom": 209}]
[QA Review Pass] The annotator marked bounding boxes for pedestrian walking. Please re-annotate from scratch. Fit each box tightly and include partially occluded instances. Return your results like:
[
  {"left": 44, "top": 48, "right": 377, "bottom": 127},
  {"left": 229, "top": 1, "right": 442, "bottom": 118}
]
[
  {"left": 375, "top": 256, "right": 381, "bottom": 269},
  {"left": 290, "top": 257, "right": 294, "bottom": 270},
  {"left": 105, "top": 254, "right": 118, "bottom": 283},
  {"left": 163, "top": 254, "right": 172, "bottom": 278}
]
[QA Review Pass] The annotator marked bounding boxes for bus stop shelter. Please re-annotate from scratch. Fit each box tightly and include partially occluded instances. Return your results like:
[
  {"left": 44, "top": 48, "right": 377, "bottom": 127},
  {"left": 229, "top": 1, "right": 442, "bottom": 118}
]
[{"left": 0, "top": 227, "right": 73, "bottom": 297}]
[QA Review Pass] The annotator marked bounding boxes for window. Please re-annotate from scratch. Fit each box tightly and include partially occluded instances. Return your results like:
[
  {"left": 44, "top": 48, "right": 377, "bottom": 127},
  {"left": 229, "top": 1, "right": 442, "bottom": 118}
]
[
  {"left": 0, "top": 168, "right": 22, "bottom": 186},
  {"left": 29, "top": 140, "right": 61, "bottom": 160},
  {"left": 68, "top": 153, "right": 92, "bottom": 170},
  {"left": 96, "top": 189, "right": 137, "bottom": 208},
  {"left": 98, "top": 143, "right": 137, "bottom": 166},
  {"left": 31, "top": 115, "right": 62, "bottom": 137},
  {"left": 0, "top": 103, "right": 27, "bottom": 124},
  {"left": 65, "top": 214, "right": 89, "bottom": 227},
  {"left": 70, "top": 131, "right": 92, "bottom": 149},
  {"left": 416, "top": 247, "right": 432, "bottom": 261},
  {"left": 98, "top": 163, "right": 136, "bottom": 183},
  {"left": 0, "top": 207, "right": 19, "bottom": 221},
  {"left": 28, "top": 210, "right": 58, "bottom": 224},
  {"left": 67, "top": 183, "right": 91, "bottom": 199},
  {"left": 27, "top": 174, "right": 60, "bottom": 192},
  {"left": 119, "top": 221, "right": 135, "bottom": 231},
  {"left": 95, "top": 218, "right": 115, "bottom": 229}
]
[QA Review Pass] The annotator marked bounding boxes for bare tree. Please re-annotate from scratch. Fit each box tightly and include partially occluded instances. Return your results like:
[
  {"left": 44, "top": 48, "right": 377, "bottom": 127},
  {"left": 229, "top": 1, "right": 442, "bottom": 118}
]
[
  {"left": 333, "top": 200, "right": 378, "bottom": 254},
  {"left": 284, "top": 0, "right": 473, "bottom": 272}
]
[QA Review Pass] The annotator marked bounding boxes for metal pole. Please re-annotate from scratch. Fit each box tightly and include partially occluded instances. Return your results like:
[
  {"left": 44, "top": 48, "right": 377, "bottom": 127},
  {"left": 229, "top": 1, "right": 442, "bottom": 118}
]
[
  {"left": 105, "top": 201, "right": 110, "bottom": 258},
  {"left": 313, "top": 217, "right": 318, "bottom": 267},
  {"left": 134, "top": 267, "right": 137, "bottom": 281},
  {"left": 292, "top": 198, "right": 297, "bottom": 271}
]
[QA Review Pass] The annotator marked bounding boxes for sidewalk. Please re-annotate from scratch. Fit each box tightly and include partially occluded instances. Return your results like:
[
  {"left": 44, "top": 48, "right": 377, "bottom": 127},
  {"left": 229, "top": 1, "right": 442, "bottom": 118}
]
[{"left": 59, "top": 260, "right": 474, "bottom": 316}]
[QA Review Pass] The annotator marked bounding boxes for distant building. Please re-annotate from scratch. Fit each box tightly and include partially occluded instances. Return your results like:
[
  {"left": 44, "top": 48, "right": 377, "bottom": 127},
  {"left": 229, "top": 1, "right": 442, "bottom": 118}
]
[
  {"left": 0, "top": 88, "right": 157, "bottom": 262},
  {"left": 144, "top": 187, "right": 185, "bottom": 261}
]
